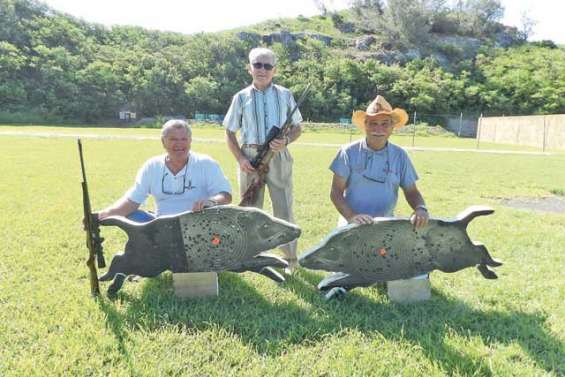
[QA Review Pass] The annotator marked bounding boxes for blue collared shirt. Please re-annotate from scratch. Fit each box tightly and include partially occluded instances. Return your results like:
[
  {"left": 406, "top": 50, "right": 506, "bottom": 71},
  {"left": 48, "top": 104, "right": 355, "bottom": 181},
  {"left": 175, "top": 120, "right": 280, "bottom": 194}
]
[
  {"left": 330, "top": 140, "right": 419, "bottom": 217},
  {"left": 223, "top": 83, "right": 303, "bottom": 144}
]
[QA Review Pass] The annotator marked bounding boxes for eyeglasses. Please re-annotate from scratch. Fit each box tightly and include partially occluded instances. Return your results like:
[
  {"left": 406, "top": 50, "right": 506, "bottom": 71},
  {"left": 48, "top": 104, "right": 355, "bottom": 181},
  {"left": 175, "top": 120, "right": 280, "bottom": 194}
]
[
  {"left": 362, "top": 148, "right": 390, "bottom": 183},
  {"left": 161, "top": 164, "right": 195, "bottom": 195},
  {"left": 252, "top": 62, "right": 274, "bottom": 71}
]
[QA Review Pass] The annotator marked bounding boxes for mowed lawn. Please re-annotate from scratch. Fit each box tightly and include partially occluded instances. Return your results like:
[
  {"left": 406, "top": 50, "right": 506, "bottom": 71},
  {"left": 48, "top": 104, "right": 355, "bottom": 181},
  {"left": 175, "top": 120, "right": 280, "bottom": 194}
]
[{"left": 0, "top": 126, "right": 564, "bottom": 376}]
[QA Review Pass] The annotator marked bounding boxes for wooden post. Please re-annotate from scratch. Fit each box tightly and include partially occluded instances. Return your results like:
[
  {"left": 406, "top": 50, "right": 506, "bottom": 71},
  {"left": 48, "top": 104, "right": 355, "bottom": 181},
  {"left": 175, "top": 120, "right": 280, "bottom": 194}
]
[
  {"left": 542, "top": 115, "right": 547, "bottom": 152},
  {"left": 476, "top": 113, "right": 483, "bottom": 149},
  {"left": 457, "top": 112, "right": 463, "bottom": 137},
  {"left": 411, "top": 111, "right": 417, "bottom": 147},
  {"left": 493, "top": 116, "right": 497, "bottom": 143},
  {"left": 173, "top": 272, "right": 218, "bottom": 299}
]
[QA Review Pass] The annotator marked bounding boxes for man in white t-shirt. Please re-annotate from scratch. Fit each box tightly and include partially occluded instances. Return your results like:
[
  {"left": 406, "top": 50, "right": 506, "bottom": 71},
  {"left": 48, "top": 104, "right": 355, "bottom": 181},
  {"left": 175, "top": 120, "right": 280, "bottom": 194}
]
[{"left": 98, "top": 120, "right": 232, "bottom": 221}]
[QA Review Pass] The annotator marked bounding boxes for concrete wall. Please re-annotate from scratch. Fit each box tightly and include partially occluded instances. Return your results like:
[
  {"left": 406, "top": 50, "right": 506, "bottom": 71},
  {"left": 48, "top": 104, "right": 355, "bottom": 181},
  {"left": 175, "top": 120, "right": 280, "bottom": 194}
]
[{"left": 479, "top": 114, "right": 565, "bottom": 150}]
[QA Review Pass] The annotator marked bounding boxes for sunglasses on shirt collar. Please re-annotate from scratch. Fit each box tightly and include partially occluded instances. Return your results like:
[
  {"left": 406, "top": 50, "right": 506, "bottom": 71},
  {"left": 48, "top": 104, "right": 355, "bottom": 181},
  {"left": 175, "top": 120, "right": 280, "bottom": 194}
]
[
  {"left": 362, "top": 149, "right": 390, "bottom": 183},
  {"left": 252, "top": 62, "right": 274, "bottom": 71}
]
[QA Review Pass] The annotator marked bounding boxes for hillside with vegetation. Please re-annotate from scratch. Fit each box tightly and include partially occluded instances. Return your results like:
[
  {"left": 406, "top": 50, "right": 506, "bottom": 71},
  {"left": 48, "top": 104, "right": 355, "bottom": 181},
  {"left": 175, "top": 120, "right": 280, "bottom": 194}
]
[{"left": 0, "top": 0, "right": 564, "bottom": 123}]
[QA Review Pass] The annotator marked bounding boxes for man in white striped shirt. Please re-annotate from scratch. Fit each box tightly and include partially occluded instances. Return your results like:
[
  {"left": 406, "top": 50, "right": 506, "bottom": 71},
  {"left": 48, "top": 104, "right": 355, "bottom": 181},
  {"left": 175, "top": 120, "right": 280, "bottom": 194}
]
[{"left": 224, "top": 47, "right": 303, "bottom": 273}]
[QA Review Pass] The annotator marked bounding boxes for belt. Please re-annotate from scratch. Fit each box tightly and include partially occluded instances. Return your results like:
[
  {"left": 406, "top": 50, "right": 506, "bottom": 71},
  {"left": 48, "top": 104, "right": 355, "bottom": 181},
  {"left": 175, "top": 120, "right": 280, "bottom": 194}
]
[{"left": 241, "top": 144, "right": 261, "bottom": 149}]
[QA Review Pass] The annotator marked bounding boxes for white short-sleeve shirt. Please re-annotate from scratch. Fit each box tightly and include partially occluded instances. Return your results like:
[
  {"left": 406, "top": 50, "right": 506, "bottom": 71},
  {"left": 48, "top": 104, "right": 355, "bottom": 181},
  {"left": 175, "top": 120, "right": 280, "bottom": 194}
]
[{"left": 126, "top": 152, "right": 231, "bottom": 216}]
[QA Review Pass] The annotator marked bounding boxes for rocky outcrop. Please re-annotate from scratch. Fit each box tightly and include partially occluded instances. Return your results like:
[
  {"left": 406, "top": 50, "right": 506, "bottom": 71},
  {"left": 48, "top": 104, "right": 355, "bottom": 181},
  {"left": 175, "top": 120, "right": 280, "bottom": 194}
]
[
  {"left": 494, "top": 27, "right": 523, "bottom": 48},
  {"left": 435, "top": 35, "right": 482, "bottom": 58},
  {"left": 236, "top": 32, "right": 261, "bottom": 44},
  {"left": 355, "top": 35, "right": 376, "bottom": 51},
  {"left": 236, "top": 31, "right": 333, "bottom": 47}
]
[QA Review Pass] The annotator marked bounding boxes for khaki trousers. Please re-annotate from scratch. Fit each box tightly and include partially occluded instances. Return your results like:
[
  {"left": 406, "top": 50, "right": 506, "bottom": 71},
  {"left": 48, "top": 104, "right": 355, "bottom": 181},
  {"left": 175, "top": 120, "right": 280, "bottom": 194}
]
[{"left": 239, "top": 146, "right": 297, "bottom": 260}]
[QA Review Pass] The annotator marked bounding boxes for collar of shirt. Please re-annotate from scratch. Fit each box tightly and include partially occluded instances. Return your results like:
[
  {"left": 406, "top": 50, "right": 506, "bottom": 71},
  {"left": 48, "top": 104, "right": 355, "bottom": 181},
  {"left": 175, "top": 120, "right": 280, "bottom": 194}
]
[
  {"left": 163, "top": 154, "right": 190, "bottom": 176},
  {"left": 361, "top": 138, "right": 388, "bottom": 156},
  {"left": 251, "top": 82, "right": 275, "bottom": 94}
]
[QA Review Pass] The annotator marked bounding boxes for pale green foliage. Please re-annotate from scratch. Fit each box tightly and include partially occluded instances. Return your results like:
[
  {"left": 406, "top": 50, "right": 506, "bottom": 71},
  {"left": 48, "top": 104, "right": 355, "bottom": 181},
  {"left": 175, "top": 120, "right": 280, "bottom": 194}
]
[
  {"left": 0, "top": 0, "right": 561, "bottom": 124},
  {"left": 476, "top": 46, "right": 565, "bottom": 114}
]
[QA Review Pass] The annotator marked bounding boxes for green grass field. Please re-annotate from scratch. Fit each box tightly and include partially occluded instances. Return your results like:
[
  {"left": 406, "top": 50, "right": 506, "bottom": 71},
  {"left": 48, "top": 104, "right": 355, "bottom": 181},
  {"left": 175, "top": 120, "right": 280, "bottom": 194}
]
[{"left": 1, "top": 125, "right": 564, "bottom": 376}]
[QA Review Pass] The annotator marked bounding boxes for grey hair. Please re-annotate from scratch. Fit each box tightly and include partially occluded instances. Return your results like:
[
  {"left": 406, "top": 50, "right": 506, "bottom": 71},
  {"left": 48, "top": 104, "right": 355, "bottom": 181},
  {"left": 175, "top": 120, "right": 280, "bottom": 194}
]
[
  {"left": 161, "top": 119, "right": 192, "bottom": 139},
  {"left": 248, "top": 47, "right": 277, "bottom": 66}
]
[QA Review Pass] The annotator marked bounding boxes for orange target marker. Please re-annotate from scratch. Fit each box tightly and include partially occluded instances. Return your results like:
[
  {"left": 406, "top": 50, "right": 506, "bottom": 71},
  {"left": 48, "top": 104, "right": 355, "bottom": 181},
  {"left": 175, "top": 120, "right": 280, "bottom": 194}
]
[
  {"left": 211, "top": 234, "right": 221, "bottom": 246},
  {"left": 378, "top": 247, "right": 387, "bottom": 256}
]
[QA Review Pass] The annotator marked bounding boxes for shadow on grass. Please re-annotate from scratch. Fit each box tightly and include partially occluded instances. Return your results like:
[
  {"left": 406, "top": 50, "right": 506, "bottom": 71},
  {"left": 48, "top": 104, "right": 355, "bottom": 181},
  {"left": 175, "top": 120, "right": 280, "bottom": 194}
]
[
  {"left": 97, "top": 298, "right": 133, "bottom": 363},
  {"left": 97, "top": 270, "right": 563, "bottom": 375}
]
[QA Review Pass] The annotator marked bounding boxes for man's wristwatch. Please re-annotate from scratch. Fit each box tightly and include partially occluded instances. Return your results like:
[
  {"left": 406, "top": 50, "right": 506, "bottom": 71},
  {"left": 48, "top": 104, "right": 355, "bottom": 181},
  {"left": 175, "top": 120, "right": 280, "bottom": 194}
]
[{"left": 415, "top": 205, "right": 428, "bottom": 212}]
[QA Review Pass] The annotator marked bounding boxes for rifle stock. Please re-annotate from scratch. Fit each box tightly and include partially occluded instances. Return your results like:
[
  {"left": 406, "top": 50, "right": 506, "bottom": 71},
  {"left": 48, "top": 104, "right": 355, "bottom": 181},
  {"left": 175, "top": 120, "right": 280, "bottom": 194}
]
[
  {"left": 239, "top": 84, "right": 311, "bottom": 207},
  {"left": 78, "top": 139, "right": 105, "bottom": 297}
]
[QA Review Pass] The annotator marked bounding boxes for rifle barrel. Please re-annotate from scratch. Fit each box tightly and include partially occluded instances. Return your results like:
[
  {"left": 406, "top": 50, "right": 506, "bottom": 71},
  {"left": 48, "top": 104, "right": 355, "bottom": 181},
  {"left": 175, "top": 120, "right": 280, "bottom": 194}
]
[{"left": 77, "top": 139, "right": 102, "bottom": 297}]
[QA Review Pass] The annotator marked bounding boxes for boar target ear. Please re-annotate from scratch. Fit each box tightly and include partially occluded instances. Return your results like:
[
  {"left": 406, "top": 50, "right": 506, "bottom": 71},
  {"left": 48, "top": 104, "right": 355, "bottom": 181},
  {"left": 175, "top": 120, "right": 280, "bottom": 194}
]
[{"left": 456, "top": 206, "right": 494, "bottom": 228}]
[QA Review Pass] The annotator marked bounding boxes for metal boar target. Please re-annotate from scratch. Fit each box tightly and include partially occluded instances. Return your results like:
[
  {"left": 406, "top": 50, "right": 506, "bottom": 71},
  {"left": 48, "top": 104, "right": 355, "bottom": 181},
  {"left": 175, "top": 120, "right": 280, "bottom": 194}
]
[
  {"left": 299, "top": 206, "right": 502, "bottom": 292},
  {"left": 98, "top": 206, "right": 301, "bottom": 295}
]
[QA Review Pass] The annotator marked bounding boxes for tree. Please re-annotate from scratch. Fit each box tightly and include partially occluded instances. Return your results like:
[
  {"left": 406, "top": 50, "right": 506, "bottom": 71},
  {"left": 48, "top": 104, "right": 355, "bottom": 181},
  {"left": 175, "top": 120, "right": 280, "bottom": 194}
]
[
  {"left": 518, "top": 11, "right": 536, "bottom": 41},
  {"left": 184, "top": 76, "right": 221, "bottom": 115},
  {"left": 476, "top": 46, "right": 565, "bottom": 114},
  {"left": 459, "top": 0, "right": 504, "bottom": 36}
]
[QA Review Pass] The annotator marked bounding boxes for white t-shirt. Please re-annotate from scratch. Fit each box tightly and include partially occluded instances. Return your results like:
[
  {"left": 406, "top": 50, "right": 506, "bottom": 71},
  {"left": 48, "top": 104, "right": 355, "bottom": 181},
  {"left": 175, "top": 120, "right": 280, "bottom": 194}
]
[{"left": 126, "top": 152, "right": 231, "bottom": 216}]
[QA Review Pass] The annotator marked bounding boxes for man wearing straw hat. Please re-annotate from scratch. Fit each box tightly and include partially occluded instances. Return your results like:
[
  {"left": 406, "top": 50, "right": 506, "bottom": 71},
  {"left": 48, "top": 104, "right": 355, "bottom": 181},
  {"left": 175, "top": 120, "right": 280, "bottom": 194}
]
[
  {"left": 329, "top": 95, "right": 431, "bottom": 301},
  {"left": 329, "top": 95, "right": 429, "bottom": 227}
]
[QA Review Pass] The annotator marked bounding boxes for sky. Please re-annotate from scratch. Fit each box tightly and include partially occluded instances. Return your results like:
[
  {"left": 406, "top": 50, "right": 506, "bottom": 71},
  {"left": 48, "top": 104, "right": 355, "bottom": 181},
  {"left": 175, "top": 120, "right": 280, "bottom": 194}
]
[{"left": 41, "top": 0, "right": 565, "bottom": 44}]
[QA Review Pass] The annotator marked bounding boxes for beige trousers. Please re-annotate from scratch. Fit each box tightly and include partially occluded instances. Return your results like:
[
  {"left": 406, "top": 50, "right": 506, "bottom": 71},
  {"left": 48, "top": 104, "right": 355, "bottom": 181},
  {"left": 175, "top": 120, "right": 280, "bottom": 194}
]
[{"left": 239, "top": 146, "right": 297, "bottom": 260}]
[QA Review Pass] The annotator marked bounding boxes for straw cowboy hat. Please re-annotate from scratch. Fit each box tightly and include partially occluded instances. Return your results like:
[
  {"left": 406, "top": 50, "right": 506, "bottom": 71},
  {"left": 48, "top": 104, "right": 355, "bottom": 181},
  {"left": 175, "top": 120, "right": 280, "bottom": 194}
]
[{"left": 352, "top": 95, "right": 409, "bottom": 129}]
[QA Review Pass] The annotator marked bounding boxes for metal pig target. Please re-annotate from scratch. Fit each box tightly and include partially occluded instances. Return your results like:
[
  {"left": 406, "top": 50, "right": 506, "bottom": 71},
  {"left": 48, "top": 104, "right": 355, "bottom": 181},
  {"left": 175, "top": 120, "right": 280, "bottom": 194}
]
[
  {"left": 98, "top": 206, "right": 301, "bottom": 295},
  {"left": 299, "top": 206, "right": 502, "bottom": 292}
]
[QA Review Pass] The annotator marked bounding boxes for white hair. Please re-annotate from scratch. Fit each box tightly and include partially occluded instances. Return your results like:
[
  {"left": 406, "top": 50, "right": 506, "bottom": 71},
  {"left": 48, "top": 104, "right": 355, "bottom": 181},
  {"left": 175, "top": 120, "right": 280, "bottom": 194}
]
[
  {"left": 161, "top": 119, "right": 191, "bottom": 139},
  {"left": 248, "top": 47, "right": 277, "bottom": 66}
]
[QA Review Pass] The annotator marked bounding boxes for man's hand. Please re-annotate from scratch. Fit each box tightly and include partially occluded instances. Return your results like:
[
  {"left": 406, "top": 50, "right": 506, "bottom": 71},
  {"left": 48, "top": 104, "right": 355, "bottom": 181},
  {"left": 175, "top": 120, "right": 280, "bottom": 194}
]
[
  {"left": 238, "top": 156, "right": 256, "bottom": 173},
  {"left": 410, "top": 207, "right": 429, "bottom": 229},
  {"left": 348, "top": 214, "right": 374, "bottom": 225},
  {"left": 192, "top": 199, "right": 217, "bottom": 212},
  {"left": 97, "top": 210, "right": 110, "bottom": 221},
  {"left": 269, "top": 137, "right": 286, "bottom": 152}
]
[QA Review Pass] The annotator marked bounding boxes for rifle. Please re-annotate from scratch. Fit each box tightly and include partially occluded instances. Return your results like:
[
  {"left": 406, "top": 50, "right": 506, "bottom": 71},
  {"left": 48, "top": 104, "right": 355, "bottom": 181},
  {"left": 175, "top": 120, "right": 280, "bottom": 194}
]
[
  {"left": 78, "top": 139, "right": 105, "bottom": 297},
  {"left": 239, "top": 83, "right": 311, "bottom": 207}
]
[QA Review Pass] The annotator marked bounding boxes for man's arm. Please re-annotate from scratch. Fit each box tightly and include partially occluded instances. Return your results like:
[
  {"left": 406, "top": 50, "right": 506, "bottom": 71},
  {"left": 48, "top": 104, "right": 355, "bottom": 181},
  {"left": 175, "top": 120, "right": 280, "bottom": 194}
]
[
  {"left": 270, "top": 123, "right": 302, "bottom": 152},
  {"left": 98, "top": 197, "right": 140, "bottom": 220},
  {"left": 192, "top": 191, "right": 232, "bottom": 212},
  {"left": 402, "top": 184, "right": 429, "bottom": 228},
  {"left": 330, "top": 174, "right": 373, "bottom": 225},
  {"left": 225, "top": 129, "right": 255, "bottom": 173}
]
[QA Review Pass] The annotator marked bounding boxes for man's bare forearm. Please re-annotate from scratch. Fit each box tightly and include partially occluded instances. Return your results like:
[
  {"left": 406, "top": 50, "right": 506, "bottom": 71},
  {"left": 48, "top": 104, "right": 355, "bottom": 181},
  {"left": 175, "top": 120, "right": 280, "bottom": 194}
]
[
  {"left": 403, "top": 185, "right": 426, "bottom": 211},
  {"left": 210, "top": 192, "right": 232, "bottom": 205},
  {"left": 98, "top": 198, "right": 140, "bottom": 220},
  {"left": 330, "top": 187, "right": 355, "bottom": 221},
  {"left": 286, "top": 124, "right": 302, "bottom": 144},
  {"left": 225, "top": 130, "right": 244, "bottom": 160}
]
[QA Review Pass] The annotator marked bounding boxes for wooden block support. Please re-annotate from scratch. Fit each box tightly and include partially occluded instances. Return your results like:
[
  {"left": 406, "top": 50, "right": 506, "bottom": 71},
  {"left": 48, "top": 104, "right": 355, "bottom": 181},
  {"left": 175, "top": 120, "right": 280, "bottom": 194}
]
[
  {"left": 387, "top": 274, "right": 431, "bottom": 303},
  {"left": 173, "top": 272, "right": 219, "bottom": 299}
]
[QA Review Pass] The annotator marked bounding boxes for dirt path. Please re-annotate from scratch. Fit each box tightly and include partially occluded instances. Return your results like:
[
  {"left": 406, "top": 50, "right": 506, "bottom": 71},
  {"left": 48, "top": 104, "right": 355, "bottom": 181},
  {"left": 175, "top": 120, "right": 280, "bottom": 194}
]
[
  {"left": 500, "top": 196, "right": 565, "bottom": 214},
  {"left": 0, "top": 130, "right": 555, "bottom": 156}
]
